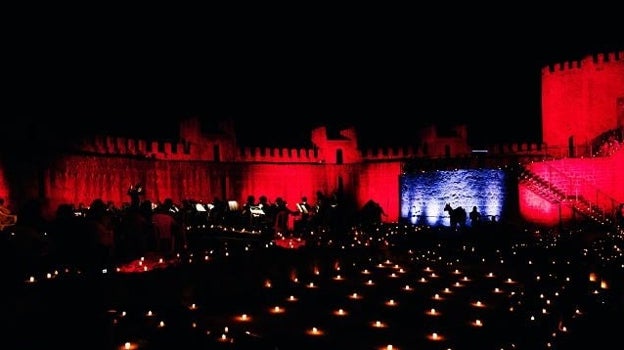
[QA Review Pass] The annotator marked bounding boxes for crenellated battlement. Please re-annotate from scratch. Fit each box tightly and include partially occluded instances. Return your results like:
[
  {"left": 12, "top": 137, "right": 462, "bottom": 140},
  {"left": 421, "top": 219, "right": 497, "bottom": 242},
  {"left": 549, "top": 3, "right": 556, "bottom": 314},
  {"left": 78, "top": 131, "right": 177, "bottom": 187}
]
[
  {"left": 74, "top": 119, "right": 555, "bottom": 166},
  {"left": 542, "top": 50, "right": 623, "bottom": 75},
  {"left": 360, "top": 146, "right": 434, "bottom": 160},
  {"left": 75, "top": 120, "right": 480, "bottom": 163},
  {"left": 541, "top": 49, "right": 624, "bottom": 151},
  {"left": 481, "top": 142, "right": 547, "bottom": 155},
  {"left": 361, "top": 146, "right": 421, "bottom": 160},
  {"left": 77, "top": 135, "right": 193, "bottom": 160},
  {"left": 236, "top": 146, "right": 321, "bottom": 162}
]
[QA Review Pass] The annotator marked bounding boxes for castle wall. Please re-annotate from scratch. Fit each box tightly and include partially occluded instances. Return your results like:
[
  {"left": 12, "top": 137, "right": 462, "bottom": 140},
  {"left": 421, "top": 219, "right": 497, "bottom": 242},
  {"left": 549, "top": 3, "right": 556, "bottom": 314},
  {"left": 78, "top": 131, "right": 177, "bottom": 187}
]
[
  {"left": 8, "top": 48, "right": 624, "bottom": 228},
  {"left": 542, "top": 51, "right": 624, "bottom": 150},
  {"left": 357, "top": 162, "right": 402, "bottom": 221},
  {"left": 0, "top": 158, "right": 10, "bottom": 205},
  {"left": 521, "top": 148, "right": 624, "bottom": 224},
  {"left": 518, "top": 182, "right": 574, "bottom": 226},
  {"left": 42, "top": 155, "right": 380, "bottom": 220},
  {"left": 38, "top": 122, "right": 624, "bottom": 226},
  {"left": 44, "top": 155, "right": 229, "bottom": 212}
]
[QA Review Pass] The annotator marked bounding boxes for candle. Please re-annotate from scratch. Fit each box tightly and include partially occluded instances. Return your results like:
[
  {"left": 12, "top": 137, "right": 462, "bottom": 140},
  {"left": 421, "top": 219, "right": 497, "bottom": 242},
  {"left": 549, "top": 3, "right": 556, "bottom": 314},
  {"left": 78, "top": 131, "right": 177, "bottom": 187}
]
[
  {"left": 472, "top": 301, "right": 485, "bottom": 308},
  {"left": 472, "top": 319, "right": 483, "bottom": 327},
  {"left": 236, "top": 313, "right": 251, "bottom": 322},
  {"left": 270, "top": 306, "right": 284, "bottom": 314},
  {"left": 380, "top": 345, "right": 396, "bottom": 350},
  {"left": 334, "top": 308, "right": 348, "bottom": 316},
  {"left": 307, "top": 327, "right": 324, "bottom": 336},
  {"left": 426, "top": 308, "right": 440, "bottom": 316},
  {"left": 385, "top": 299, "right": 397, "bottom": 307},
  {"left": 427, "top": 332, "right": 444, "bottom": 341},
  {"left": 349, "top": 292, "right": 362, "bottom": 300},
  {"left": 218, "top": 333, "right": 230, "bottom": 343},
  {"left": 118, "top": 342, "right": 138, "bottom": 350},
  {"left": 371, "top": 320, "right": 387, "bottom": 328}
]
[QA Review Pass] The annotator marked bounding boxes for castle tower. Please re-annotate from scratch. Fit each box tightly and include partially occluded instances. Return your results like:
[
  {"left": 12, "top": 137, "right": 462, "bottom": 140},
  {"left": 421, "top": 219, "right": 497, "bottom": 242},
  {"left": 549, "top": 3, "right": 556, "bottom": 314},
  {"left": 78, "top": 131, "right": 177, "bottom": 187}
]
[
  {"left": 310, "top": 126, "right": 361, "bottom": 164},
  {"left": 541, "top": 51, "right": 624, "bottom": 154}
]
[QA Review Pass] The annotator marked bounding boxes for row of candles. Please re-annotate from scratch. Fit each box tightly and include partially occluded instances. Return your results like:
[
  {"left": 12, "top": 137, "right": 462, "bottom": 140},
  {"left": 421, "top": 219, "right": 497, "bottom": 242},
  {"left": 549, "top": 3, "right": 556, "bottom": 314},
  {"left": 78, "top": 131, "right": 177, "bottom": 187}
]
[
  {"left": 17, "top": 224, "right": 620, "bottom": 349},
  {"left": 107, "top": 250, "right": 613, "bottom": 349}
]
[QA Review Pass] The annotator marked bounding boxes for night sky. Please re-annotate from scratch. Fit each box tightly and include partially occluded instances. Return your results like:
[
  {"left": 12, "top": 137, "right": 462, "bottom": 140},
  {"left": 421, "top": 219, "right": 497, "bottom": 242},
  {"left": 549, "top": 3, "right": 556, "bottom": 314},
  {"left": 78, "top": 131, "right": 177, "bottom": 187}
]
[{"left": 4, "top": 8, "right": 623, "bottom": 151}]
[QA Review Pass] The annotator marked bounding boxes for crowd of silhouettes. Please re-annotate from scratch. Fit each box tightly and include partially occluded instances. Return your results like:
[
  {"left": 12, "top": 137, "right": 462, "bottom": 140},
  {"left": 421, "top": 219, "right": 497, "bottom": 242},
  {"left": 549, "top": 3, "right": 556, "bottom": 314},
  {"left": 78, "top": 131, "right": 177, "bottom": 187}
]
[{"left": 0, "top": 186, "right": 389, "bottom": 277}]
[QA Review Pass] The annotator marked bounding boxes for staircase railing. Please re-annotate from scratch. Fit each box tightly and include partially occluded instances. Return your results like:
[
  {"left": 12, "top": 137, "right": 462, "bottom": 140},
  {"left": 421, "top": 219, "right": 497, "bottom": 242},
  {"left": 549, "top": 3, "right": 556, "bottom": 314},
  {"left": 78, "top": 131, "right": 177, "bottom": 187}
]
[{"left": 517, "top": 162, "right": 620, "bottom": 228}]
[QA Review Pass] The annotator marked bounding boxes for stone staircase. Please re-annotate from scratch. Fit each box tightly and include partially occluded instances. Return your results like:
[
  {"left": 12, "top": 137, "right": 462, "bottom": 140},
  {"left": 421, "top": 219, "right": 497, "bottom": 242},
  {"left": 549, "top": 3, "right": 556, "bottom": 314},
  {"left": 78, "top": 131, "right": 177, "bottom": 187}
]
[{"left": 515, "top": 164, "right": 621, "bottom": 232}]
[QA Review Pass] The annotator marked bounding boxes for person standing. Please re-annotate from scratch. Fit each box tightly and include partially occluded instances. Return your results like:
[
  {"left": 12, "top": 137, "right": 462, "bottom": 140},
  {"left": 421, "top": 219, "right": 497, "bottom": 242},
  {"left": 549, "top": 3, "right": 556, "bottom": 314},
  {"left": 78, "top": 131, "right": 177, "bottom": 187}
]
[{"left": 469, "top": 206, "right": 481, "bottom": 227}]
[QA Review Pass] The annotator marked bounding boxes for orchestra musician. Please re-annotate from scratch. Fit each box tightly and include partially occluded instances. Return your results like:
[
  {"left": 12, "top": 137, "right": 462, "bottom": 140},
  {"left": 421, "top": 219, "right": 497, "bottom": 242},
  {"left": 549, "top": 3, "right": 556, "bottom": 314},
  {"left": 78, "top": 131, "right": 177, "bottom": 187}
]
[
  {"left": 128, "top": 183, "right": 145, "bottom": 209},
  {"left": 294, "top": 196, "right": 314, "bottom": 232}
]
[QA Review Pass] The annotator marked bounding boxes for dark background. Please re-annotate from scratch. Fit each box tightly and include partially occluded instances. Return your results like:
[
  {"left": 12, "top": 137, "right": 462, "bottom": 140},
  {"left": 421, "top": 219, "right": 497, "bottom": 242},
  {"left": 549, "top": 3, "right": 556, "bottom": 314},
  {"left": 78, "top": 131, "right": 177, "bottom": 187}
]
[{"left": 4, "top": 6, "right": 623, "bottom": 151}]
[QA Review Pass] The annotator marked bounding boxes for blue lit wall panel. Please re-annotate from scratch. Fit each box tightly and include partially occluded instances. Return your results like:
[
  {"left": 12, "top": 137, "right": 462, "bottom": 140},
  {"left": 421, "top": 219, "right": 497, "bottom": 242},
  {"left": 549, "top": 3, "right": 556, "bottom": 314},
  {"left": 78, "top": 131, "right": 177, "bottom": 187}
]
[{"left": 400, "top": 169, "right": 507, "bottom": 227}]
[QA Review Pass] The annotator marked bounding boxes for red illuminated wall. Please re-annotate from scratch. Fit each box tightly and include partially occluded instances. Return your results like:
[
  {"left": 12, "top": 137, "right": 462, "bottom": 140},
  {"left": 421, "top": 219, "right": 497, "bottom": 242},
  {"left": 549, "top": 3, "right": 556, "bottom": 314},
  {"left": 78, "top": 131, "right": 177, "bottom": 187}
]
[
  {"left": 44, "top": 155, "right": 225, "bottom": 211},
  {"left": 356, "top": 162, "right": 401, "bottom": 221},
  {"left": 542, "top": 51, "right": 624, "bottom": 151},
  {"left": 17, "top": 47, "right": 624, "bottom": 229},
  {"left": 37, "top": 121, "right": 470, "bottom": 222},
  {"left": 519, "top": 149, "right": 624, "bottom": 224},
  {"left": 0, "top": 159, "right": 10, "bottom": 205},
  {"left": 518, "top": 182, "right": 574, "bottom": 226}
]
